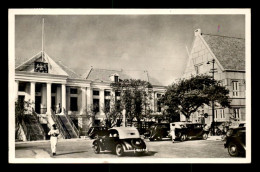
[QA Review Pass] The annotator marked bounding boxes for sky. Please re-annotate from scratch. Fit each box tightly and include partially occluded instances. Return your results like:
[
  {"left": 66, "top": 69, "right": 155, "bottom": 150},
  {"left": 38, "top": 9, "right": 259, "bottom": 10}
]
[{"left": 15, "top": 14, "right": 245, "bottom": 86}]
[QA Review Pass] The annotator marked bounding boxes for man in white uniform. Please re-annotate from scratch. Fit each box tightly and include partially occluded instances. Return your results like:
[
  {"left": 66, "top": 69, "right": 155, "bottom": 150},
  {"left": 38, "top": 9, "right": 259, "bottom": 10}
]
[{"left": 48, "top": 124, "right": 60, "bottom": 156}]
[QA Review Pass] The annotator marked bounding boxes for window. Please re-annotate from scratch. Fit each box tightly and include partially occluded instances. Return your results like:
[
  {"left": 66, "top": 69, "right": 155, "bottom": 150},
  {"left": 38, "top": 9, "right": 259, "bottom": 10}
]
[
  {"left": 104, "top": 99, "right": 110, "bottom": 112},
  {"left": 70, "top": 97, "right": 78, "bottom": 111},
  {"left": 234, "top": 108, "right": 240, "bottom": 119},
  {"left": 51, "top": 85, "right": 57, "bottom": 93},
  {"left": 18, "top": 83, "right": 26, "bottom": 92},
  {"left": 215, "top": 110, "right": 218, "bottom": 119},
  {"left": 105, "top": 91, "right": 111, "bottom": 96},
  {"left": 114, "top": 76, "right": 119, "bottom": 83},
  {"left": 36, "top": 84, "right": 41, "bottom": 93},
  {"left": 195, "top": 65, "right": 202, "bottom": 74},
  {"left": 70, "top": 88, "right": 78, "bottom": 94},
  {"left": 115, "top": 91, "right": 121, "bottom": 97},
  {"left": 232, "top": 81, "right": 239, "bottom": 97},
  {"left": 220, "top": 109, "right": 225, "bottom": 119},
  {"left": 93, "top": 99, "right": 100, "bottom": 113},
  {"left": 157, "top": 100, "right": 161, "bottom": 112},
  {"left": 93, "top": 90, "right": 99, "bottom": 96}
]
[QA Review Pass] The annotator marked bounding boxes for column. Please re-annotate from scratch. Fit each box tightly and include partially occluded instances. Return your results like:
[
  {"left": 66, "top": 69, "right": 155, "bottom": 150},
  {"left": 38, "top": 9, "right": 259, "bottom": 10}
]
[
  {"left": 61, "top": 84, "right": 66, "bottom": 114},
  {"left": 100, "top": 88, "right": 105, "bottom": 115},
  {"left": 80, "top": 87, "right": 86, "bottom": 115},
  {"left": 46, "top": 82, "right": 52, "bottom": 114},
  {"left": 15, "top": 80, "right": 19, "bottom": 101},
  {"left": 30, "top": 82, "right": 36, "bottom": 111},
  {"left": 86, "top": 87, "right": 92, "bottom": 112}
]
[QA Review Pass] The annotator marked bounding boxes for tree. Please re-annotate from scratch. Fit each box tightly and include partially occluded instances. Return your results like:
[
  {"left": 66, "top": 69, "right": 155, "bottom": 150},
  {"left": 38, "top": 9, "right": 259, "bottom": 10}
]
[
  {"left": 15, "top": 99, "right": 33, "bottom": 139},
  {"left": 110, "top": 79, "right": 153, "bottom": 126},
  {"left": 102, "top": 96, "right": 123, "bottom": 128},
  {"left": 161, "top": 75, "right": 231, "bottom": 121}
]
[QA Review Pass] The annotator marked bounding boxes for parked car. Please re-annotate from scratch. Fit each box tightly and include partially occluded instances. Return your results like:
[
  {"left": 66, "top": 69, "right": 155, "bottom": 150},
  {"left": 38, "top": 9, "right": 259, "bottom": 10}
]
[
  {"left": 87, "top": 126, "right": 108, "bottom": 139},
  {"left": 224, "top": 126, "right": 246, "bottom": 157},
  {"left": 148, "top": 123, "right": 170, "bottom": 141},
  {"left": 92, "top": 127, "right": 148, "bottom": 156},
  {"left": 174, "top": 123, "right": 209, "bottom": 141}
]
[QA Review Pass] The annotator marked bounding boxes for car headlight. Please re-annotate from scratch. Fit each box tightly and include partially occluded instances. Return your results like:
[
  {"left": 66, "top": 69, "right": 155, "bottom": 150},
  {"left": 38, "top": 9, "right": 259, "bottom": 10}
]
[{"left": 226, "top": 129, "right": 233, "bottom": 137}]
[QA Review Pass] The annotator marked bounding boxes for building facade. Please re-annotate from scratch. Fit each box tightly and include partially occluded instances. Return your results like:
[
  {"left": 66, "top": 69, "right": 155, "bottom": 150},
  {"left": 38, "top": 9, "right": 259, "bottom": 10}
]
[
  {"left": 15, "top": 51, "right": 166, "bottom": 140},
  {"left": 181, "top": 29, "right": 246, "bottom": 128}
]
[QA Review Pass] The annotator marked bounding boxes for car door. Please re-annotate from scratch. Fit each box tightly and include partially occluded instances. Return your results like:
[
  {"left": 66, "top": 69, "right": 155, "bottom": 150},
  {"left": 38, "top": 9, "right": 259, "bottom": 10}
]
[
  {"left": 193, "top": 124, "right": 203, "bottom": 138},
  {"left": 186, "top": 124, "right": 194, "bottom": 137}
]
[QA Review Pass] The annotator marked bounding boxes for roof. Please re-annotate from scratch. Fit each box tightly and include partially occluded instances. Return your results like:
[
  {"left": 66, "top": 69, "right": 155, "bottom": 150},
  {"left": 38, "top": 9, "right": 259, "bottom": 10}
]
[
  {"left": 201, "top": 34, "right": 245, "bottom": 71},
  {"left": 86, "top": 68, "right": 163, "bottom": 86},
  {"left": 15, "top": 51, "right": 81, "bottom": 79},
  {"left": 109, "top": 127, "right": 140, "bottom": 139}
]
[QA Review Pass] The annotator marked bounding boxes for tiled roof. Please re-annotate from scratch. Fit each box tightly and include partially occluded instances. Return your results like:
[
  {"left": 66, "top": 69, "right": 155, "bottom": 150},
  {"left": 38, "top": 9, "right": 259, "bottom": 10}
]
[
  {"left": 202, "top": 34, "right": 245, "bottom": 71},
  {"left": 86, "top": 68, "right": 163, "bottom": 86},
  {"left": 86, "top": 68, "right": 131, "bottom": 82}
]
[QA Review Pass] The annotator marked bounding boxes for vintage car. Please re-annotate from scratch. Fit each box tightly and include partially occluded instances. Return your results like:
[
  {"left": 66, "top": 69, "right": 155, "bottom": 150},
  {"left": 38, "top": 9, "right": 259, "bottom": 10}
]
[
  {"left": 224, "top": 126, "right": 246, "bottom": 157},
  {"left": 173, "top": 123, "right": 209, "bottom": 141},
  {"left": 87, "top": 126, "right": 108, "bottom": 139},
  {"left": 148, "top": 123, "right": 170, "bottom": 141},
  {"left": 92, "top": 127, "right": 148, "bottom": 156}
]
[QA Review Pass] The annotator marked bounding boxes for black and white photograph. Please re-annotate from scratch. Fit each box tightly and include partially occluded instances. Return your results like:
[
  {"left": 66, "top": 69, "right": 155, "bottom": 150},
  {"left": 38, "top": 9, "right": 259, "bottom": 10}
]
[{"left": 8, "top": 9, "right": 251, "bottom": 163}]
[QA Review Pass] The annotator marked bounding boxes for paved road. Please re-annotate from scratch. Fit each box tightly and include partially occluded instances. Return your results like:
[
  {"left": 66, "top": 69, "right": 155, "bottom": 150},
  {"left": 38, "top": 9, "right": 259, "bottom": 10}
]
[{"left": 15, "top": 136, "right": 237, "bottom": 159}]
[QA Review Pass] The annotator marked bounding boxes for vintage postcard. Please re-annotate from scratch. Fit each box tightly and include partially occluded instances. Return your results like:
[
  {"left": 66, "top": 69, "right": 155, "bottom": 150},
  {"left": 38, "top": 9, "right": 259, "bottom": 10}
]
[{"left": 8, "top": 9, "right": 251, "bottom": 163}]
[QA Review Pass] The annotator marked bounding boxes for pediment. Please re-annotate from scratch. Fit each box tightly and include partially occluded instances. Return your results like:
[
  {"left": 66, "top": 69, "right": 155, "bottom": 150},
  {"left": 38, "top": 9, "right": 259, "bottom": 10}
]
[{"left": 15, "top": 51, "right": 69, "bottom": 76}]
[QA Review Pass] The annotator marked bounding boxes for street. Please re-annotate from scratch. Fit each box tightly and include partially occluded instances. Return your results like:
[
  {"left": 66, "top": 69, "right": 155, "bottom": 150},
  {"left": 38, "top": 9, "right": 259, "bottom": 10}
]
[{"left": 15, "top": 136, "right": 239, "bottom": 158}]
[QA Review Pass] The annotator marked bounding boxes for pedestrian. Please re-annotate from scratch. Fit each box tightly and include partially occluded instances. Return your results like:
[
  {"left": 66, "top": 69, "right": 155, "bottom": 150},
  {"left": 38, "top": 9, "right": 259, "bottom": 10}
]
[
  {"left": 48, "top": 124, "right": 60, "bottom": 156},
  {"left": 170, "top": 123, "right": 176, "bottom": 143}
]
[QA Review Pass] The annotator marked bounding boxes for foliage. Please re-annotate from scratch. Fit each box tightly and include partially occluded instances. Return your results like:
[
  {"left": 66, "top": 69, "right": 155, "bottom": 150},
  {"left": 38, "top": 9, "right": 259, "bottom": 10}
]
[
  {"left": 161, "top": 75, "right": 231, "bottom": 121},
  {"left": 103, "top": 96, "right": 123, "bottom": 128},
  {"left": 110, "top": 79, "right": 153, "bottom": 124},
  {"left": 15, "top": 99, "right": 33, "bottom": 138}
]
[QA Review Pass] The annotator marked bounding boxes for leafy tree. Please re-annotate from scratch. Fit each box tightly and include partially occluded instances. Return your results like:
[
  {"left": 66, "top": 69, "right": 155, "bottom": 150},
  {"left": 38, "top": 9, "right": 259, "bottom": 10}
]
[
  {"left": 161, "top": 75, "right": 231, "bottom": 121},
  {"left": 110, "top": 79, "right": 153, "bottom": 125},
  {"left": 15, "top": 99, "right": 33, "bottom": 139},
  {"left": 102, "top": 96, "right": 123, "bottom": 128}
]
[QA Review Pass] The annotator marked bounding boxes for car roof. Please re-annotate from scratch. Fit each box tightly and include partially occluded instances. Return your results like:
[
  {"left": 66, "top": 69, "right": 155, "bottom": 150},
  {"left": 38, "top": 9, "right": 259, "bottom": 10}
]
[{"left": 108, "top": 127, "right": 140, "bottom": 139}]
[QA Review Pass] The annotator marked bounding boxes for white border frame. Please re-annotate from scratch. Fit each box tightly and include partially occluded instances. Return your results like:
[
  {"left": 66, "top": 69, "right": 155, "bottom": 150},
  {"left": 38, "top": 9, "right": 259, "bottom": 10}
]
[{"left": 8, "top": 8, "right": 251, "bottom": 164}]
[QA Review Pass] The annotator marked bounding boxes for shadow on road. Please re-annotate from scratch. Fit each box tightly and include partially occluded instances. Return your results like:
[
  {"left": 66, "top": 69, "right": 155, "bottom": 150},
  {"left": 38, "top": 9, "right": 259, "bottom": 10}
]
[{"left": 55, "top": 151, "right": 89, "bottom": 156}]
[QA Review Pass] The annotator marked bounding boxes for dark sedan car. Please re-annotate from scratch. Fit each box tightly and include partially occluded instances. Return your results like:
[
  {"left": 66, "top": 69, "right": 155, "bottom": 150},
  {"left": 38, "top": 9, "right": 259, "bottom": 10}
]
[
  {"left": 92, "top": 127, "right": 148, "bottom": 156},
  {"left": 87, "top": 126, "right": 108, "bottom": 139},
  {"left": 148, "top": 123, "right": 170, "bottom": 141},
  {"left": 173, "top": 123, "right": 209, "bottom": 141},
  {"left": 224, "top": 126, "right": 246, "bottom": 157}
]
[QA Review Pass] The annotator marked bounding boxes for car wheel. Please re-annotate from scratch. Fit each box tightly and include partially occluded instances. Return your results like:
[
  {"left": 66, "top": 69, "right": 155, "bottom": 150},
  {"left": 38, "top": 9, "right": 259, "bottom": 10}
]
[
  {"left": 116, "top": 144, "right": 124, "bottom": 157},
  {"left": 180, "top": 134, "right": 186, "bottom": 142},
  {"left": 202, "top": 133, "right": 208, "bottom": 140},
  {"left": 93, "top": 142, "right": 100, "bottom": 154},
  {"left": 149, "top": 138, "right": 154, "bottom": 141},
  {"left": 228, "top": 142, "right": 239, "bottom": 157}
]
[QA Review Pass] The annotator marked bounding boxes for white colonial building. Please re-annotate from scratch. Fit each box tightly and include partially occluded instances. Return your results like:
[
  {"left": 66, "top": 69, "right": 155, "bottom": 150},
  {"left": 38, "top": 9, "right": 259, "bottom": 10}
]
[
  {"left": 15, "top": 51, "right": 166, "bottom": 141},
  {"left": 181, "top": 29, "right": 246, "bottom": 128}
]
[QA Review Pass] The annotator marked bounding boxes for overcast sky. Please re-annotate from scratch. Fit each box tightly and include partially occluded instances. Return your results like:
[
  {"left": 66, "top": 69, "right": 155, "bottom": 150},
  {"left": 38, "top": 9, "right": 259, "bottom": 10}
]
[{"left": 15, "top": 14, "right": 245, "bottom": 86}]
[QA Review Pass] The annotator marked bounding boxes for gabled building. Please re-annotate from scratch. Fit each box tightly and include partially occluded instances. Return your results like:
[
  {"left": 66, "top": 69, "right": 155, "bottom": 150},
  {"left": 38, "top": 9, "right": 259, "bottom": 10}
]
[
  {"left": 15, "top": 50, "right": 166, "bottom": 140},
  {"left": 182, "top": 29, "right": 246, "bottom": 128}
]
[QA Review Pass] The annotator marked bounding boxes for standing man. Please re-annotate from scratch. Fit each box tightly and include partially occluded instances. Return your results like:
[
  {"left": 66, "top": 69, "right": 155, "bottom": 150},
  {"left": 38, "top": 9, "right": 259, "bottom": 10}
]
[
  {"left": 48, "top": 124, "right": 60, "bottom": 156},
  {"left": 170, "top": 123, "right": 176, "bottom": 143}
]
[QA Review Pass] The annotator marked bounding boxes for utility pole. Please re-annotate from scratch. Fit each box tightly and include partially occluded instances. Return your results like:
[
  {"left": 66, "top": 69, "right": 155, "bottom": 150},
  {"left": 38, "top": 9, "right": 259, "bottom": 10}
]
[{"left": 207, "top": 59, "right": 216, "bottom": 135}]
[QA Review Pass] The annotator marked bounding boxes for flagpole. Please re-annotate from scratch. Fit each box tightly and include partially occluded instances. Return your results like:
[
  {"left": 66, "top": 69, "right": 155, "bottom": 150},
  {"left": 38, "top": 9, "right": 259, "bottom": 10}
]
[{"left": 42, "top": 18, "right": 44, "bottom": 61}]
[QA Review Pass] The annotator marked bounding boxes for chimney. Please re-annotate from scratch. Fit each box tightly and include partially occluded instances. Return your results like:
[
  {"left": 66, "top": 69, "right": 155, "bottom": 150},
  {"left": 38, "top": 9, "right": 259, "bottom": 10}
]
[{"left": 194, "top": 29, "right": 201, "bottom": 36}]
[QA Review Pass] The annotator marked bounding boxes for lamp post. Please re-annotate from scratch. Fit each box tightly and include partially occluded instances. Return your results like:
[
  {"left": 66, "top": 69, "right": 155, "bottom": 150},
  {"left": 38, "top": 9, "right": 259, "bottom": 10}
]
[{"left": 207, "top": 59, "right": 216, "bottom": 135}]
